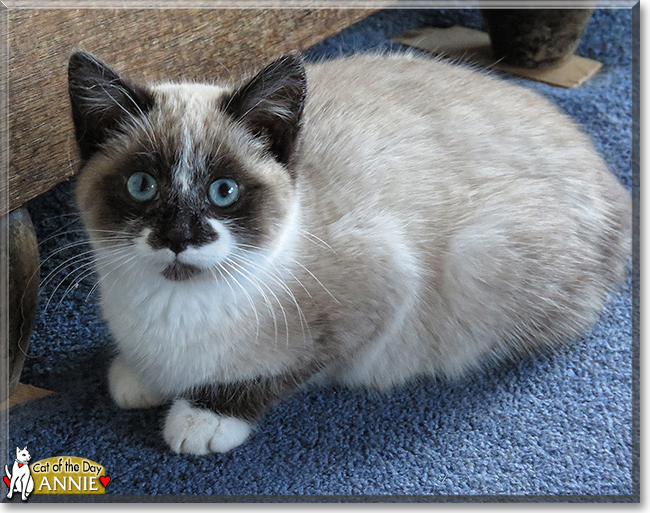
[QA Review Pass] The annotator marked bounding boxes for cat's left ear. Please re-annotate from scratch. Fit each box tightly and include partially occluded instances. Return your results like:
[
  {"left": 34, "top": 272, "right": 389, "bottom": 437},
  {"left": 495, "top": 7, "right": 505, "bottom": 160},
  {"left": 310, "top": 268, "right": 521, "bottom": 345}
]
[{"left": 223, "top": 55, "right": 307, "bottom": 167}]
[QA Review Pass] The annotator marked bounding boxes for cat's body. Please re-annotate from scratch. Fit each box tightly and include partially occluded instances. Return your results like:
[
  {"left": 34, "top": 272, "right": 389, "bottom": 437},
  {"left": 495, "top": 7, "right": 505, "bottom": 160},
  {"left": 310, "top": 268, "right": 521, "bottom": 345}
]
[
  {"left": 68, "top": 52, "right": 631, "bottom": 455},
  {"left": 5, "top": 447, "right": 34, "bottom": 501}
]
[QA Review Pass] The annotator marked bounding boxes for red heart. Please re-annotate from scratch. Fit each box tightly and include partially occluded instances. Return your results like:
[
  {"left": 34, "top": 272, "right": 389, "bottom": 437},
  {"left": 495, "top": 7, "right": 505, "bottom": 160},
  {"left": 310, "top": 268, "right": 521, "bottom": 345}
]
[
  {"left": 3, "top": 476, "right": 9, "bottom": 488},
  {"left": 99, "top": 476, "right": 111, "bottom": 488},
  {"left": 17, "top": 463, "right": 23, "bottom": 468}
]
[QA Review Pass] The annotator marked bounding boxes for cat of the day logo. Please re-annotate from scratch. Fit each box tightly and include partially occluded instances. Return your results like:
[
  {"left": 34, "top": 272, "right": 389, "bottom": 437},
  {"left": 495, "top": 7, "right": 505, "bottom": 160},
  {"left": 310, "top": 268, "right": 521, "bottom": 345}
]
[{"left": 4, "top": 447, "right": 111, "bottom": 500}]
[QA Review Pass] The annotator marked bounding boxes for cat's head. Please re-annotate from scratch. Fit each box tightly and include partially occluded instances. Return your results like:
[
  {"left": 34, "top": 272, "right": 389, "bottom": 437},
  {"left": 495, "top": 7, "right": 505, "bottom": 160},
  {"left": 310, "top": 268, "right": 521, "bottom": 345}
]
[
  {"left": 16, "top": 446, "right": 30, "bottom": 462},
  {"left": 68, "top": 51, "right": 306, "bottom": 281}
]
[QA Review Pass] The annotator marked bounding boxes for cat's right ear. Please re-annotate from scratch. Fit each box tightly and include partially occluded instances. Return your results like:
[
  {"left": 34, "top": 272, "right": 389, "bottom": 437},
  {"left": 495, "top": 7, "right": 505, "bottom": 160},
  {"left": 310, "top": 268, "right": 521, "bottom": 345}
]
[{"left": 68, "top": 51, "right": 155, "bottom": 162}]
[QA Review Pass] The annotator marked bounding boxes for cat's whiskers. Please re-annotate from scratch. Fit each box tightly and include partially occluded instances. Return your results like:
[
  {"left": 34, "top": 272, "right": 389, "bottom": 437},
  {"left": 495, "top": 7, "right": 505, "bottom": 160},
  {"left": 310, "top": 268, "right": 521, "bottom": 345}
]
[
  {"left": 230, "top": 253, "right": 311, "bottom": 346},
  {"left": 216, "top": 260, "right": 279, "bottom": 346},
  {"left": 39, "top": 249, "right": 96, "bottom": 295},
  {"left": 288, "top": 258, "right": 340, "bottom": 305},
  {"left": 96, "top": 252, "right": 144, "bottom": 302},
  {"left": 41, "top": 233, "right": 133, "bottom": 259},
  {"left": 234, "top": 245, "right": 315, "bottom": 303},
  {"left": 54, "top": 251, "right": 121, "bottom": 304},
  {"left": 17, "top": 231, "right": 129, "bottom": 330},
  {"left": 210, "top": 265, "right": 239, "bottom": 310},
  {"left": 44, "top": 244, "right": 135, "bottom": 311},
  {"left": 39, "top": 240, "right": 133, "bottom": 291},
  {"left": 54, "top": 250, "right": 132, "bottom": 310},
  {"left": 267, "top": 258, "right": 314, "bottom": 302},
  {"left": 84, "top": 228, "right": 138, "bottom": 237},
  {"left": 39, "top": 238, "right": 111, "bottom": 269},
  {"left": 217, "top": 260, "right": 262, "bottom": 346},
  {"left": 224, "top": 258, "right": 287, "bottom": 349},
  {"left": 34, "top": 217, "right": 85, "bottom": 248},
  {"left": 297, "top": 228, "right": 336, "bottom": 254},
  {"left": 225, "top": 257, "right": 295, "bottom": 349},
  {"left": 236, "top": 243, "right": 340, "bottom": 305}
]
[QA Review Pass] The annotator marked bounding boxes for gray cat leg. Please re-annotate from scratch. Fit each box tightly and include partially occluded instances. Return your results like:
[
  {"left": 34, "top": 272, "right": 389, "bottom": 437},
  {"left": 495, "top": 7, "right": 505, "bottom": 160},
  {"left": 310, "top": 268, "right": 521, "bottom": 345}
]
[{"left": 188, "top": 368, "right": 314, "bottom": 423}]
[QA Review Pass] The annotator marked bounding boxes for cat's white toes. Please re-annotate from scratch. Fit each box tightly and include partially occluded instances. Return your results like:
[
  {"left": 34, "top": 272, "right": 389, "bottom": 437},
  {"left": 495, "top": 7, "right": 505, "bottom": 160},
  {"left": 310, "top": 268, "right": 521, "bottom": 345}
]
[
  {"left": 108, "top": 358, "right": 164, "bottom": 409},
  {"left": 163, "top": 398, "right": 252, "bottom": 454}
]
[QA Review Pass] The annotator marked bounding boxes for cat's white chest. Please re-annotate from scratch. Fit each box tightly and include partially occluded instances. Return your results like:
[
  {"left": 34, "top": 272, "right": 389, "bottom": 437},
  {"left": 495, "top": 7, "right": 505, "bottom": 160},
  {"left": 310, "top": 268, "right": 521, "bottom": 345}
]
[{"left": 99, "top": 263, "right": 247, "bottom": 395}]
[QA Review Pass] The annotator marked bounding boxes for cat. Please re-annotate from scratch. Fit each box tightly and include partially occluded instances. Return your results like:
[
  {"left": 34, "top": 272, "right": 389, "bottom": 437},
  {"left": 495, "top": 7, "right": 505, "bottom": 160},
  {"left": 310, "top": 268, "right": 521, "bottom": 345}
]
[
  {"left": 67, "top": 50, "right": 631, "bottom": 455},
  {"left": 5, "top": 446, "right": 35, "bottom": 500}
]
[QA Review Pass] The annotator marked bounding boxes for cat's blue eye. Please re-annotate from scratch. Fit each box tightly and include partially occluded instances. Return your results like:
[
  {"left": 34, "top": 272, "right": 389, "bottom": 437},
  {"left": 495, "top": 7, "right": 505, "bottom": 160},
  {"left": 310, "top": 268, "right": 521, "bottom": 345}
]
[
  {"left": 209, "top": 178, "right": 240, "bottom": 207},
  {"left": 127, "top": 172, "right": 158, "bottom": 202}
]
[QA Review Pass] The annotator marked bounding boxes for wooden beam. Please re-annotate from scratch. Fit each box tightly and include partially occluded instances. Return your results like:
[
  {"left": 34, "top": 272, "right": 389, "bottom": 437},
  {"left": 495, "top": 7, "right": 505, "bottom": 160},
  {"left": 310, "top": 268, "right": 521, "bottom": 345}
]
[
  {"left": 0, "top": 383, "right": 55, "bottom": 411},
  {"left": 6, "top": 8, "right": 379, "bottom": 212}
]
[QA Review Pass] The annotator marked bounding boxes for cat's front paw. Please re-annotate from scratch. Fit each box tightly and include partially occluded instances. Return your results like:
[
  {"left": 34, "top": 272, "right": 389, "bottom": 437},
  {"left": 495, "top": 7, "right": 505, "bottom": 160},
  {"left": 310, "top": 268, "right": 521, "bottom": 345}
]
[
  {"left": 163, "top": 398, "right": 252, "bottom": 454},
  {"left": 108, "top": 358, "right": 164, "bottom": 409}
]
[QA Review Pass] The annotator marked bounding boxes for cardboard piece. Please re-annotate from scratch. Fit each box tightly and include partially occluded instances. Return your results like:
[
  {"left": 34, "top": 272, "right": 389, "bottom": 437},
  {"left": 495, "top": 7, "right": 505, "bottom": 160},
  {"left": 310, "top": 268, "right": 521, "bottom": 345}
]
[
  {"left": 1, "top": 383, "right": 55, "bottom": 411},
  {"left": 393, "top": 26, "right": 602, "bottom": 89}
]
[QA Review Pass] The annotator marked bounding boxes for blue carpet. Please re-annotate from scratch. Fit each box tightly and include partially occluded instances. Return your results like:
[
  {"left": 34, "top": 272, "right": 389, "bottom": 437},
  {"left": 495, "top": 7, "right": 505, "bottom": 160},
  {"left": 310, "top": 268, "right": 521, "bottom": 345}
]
[{"left": 10, "top": 7, "right": 636, "bottom": 499}]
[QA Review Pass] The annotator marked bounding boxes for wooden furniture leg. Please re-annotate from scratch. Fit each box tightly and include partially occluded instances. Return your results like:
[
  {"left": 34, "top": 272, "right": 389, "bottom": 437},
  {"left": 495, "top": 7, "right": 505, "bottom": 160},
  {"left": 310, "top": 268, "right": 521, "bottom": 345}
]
[{"left": 1, "top": 207, "right": 46, "bottom": 408}]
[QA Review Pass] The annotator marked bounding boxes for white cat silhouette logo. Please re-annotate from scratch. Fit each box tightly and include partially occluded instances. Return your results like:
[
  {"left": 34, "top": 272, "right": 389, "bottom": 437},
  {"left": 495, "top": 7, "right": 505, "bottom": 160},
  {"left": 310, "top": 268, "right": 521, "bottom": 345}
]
[{"left": 4, "top": 446, "right": 35, "bottom": 501}]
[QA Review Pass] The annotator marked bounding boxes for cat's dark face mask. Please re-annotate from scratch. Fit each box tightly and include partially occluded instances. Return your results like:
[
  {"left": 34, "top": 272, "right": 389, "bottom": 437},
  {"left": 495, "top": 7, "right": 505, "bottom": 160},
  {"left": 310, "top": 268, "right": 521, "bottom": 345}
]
[{"left": 68, "top": 51, "right": 305, "bottom": 282}]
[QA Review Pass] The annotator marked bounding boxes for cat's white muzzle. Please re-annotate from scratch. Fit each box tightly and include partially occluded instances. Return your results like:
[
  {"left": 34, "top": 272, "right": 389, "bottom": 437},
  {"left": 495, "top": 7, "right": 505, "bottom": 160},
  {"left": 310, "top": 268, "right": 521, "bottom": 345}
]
[{"left": 137, "top": 220, "right": 236, "bottom": 273}]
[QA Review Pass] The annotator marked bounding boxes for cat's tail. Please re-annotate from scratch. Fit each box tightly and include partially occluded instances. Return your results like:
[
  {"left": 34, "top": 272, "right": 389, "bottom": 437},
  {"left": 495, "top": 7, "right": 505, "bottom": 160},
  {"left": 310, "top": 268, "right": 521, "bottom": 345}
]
[{"left": 4, "top": 464, "right": 10, "bottom": 480}]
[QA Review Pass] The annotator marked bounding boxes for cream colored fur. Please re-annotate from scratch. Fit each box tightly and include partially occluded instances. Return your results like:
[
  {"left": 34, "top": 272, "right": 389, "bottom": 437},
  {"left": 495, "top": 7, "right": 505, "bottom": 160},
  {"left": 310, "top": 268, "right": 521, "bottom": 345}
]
[{"left": 76, "top": 53, "right": 631, "bottom": 453}]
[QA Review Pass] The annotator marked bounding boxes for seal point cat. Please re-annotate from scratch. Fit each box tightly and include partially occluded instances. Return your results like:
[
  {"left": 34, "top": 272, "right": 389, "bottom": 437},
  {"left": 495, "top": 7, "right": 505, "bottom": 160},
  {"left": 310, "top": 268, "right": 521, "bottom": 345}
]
[{"left": 68, "top": 50, "right": 631, "bottom": 454}]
